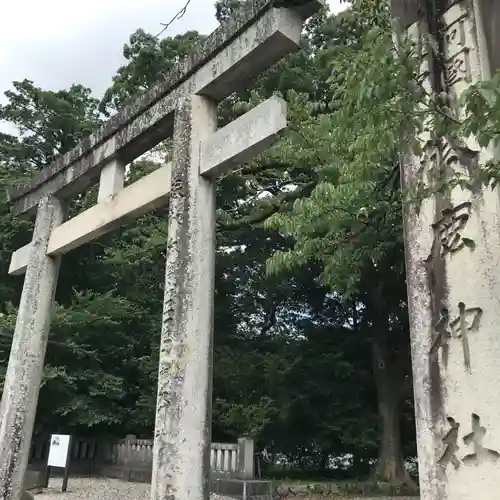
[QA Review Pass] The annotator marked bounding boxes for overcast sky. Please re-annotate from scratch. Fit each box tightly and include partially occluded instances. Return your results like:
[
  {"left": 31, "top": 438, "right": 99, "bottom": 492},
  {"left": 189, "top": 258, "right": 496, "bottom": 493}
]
[{"left": 0, "top": 1, "right": 344, "bottom": 104}]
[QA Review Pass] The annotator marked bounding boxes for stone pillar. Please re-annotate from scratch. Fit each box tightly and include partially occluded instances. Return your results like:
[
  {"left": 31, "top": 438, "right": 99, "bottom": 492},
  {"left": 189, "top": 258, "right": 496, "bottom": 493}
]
[
  {"left": 151, "top": 94, "right": 217, "bottom": 500},
  {"left": 97, "top": 159, "right": 126, "bottom": 203},
  {"left": 0, "top": 196, "right": 64, "bottom": 500},
  {"left": 237, "top": 438, "right": 255, "bottom": 480},
  {"left": 399, "top": 1, "right": 500, "bottom": 499},
  {"left": 475, "top": 0, "right": 500, "bottom": 72},
  {"left": 124, "top": 434, "right": 136, "bottom": 480}
]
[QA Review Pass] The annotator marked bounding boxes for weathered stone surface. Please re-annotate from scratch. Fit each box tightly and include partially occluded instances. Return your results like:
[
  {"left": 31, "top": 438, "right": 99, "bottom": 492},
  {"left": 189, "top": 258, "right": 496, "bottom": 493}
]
[
  {"left": 9, "top": 97, "right": 286, "bottom": 276},
  {"left": 97, "top": 159, "right": 125, "bottom": 203},
  {"left": 9, "top": 166, "right": 172, "bottom": 276},
  {"left": 10, "top": 1, "right": 324, "bottom": 215},
  {"left": 9, "top": 243, "right": 31, "bottom": 276},
  {"left": 391, "top": 0, "right": 459, "bottom": 28},
  {"left": 236, "top": 438, "right": 255, "bottom": 480},
  {"left": 0, "top": 196, "right": 64, "bottom": 500},
  {"left": 399, "top": 2, "right": 500, "bottom": 499},
  {"left": 22, "top": 470, "right": 44, "bottom": 492},
  {"left": 152, "top": 95, "right": 218, "bottom": 500},
  {"left": 475, "top": 0, "right": 500, "bottom": 73},
  {"left": 150, "top": 87, "right": 288, "bottom": 500},
  {"left": 391, "top": 0, "right": 423, "bottom": 28},
  {"left": 200, "top": 96, "right": 287, "bottom": 178}
]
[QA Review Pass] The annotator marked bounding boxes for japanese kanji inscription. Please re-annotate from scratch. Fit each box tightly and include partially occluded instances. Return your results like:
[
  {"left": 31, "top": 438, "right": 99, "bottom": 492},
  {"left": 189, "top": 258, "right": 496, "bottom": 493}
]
[
  {"left": 432, "top": 202, "right": 474, "bottom": 258},
  {"left": 397, "top": 0, "right": 500, "bottom": 497},
  {"left": 415, "top": 137, "right": 479, "bottom": 193},
  {"left": 439, "top": 414, "right": 500, "bottom": 470},
  {"left": 429, "top": 302, "right": 482, "bottom": 371},
  {"left": 439, "top": 417, "right": 461, "bottom": 470}
]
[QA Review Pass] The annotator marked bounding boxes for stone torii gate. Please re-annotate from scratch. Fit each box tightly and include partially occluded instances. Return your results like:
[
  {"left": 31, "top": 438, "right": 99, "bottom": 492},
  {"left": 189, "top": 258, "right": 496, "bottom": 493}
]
[
  {"left": 0, "top": 1, "right": 323, "bottom": 499},
  {"left": 391, "top": 1, "right": 500, "bottom": 499}
]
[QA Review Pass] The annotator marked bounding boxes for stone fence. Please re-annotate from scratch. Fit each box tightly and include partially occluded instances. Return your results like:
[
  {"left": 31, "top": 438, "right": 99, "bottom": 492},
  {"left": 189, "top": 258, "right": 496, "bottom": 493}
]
[{"left": 28, "top": 434, "right": 255, "bottom": 483}]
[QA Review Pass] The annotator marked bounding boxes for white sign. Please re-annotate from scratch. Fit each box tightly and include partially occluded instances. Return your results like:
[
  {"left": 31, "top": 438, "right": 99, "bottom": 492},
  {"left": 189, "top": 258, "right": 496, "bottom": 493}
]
[{"left": 47, "top": 434, "right": 71, "bottom": 468}]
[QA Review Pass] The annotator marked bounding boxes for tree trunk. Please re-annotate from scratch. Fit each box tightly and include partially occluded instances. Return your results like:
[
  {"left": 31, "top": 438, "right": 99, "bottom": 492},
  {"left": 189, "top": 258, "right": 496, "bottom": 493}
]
[
  {"left": 320, "top": 451, "right": 329, "bottom": 471},
  {"left": 372, "top": 336, "right": 414, "bottom": 487}
]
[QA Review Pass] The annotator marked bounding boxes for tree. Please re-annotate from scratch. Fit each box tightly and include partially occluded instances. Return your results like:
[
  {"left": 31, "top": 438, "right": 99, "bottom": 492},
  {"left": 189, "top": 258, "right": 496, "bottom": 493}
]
[
  {"left": 99, "top": 29, "right": 204, "bottom": 115},
  {"left": 215, "top": 0, "right": 243, "bottom": 22},
  {"left": 261, "top": 0, "right": 500, "bottom": 485},
  {"left": 95, "top": 0, "right": 417, "bottom": 482},
  {"left": 260, "top": 0, "right": 419, "bottom": 485},
  {"left": 0, "top": 80, "right": 100, "bottom": 174},
  {"left": 0, "top": 81, "right": 158, "bottom": 436}
]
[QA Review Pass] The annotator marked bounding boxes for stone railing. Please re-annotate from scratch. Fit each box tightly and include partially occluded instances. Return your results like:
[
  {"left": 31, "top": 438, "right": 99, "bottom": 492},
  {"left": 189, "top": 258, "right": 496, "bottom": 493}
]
[{"left": 28, "top": 434, "right": 254, "bottom": 483}]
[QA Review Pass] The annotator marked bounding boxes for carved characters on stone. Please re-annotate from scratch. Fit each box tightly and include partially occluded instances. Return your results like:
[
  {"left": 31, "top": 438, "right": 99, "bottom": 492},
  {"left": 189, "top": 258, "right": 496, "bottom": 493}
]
[
  {"left": 429, "top": 302, "right": 482, "bottom": 371},
  {"left": 462, "top": 414, "right": 500, "bottom": 464},
  {"left": 439, "top": 416, "right": 461, "bottom": 469},
  {"left": 432, "top": 202, "right": 474, "bottom": 258},
  {"left": 439, "top": 137, "right": 477, "bottom": 181},
  {"left": 444, "top": 8, "right": 466, "bottom": 53},
  {"left": 411, "top": 0, "right": 500, "bottom": 490},
  {"left": 442, "top": 2, "right": 471, "bottom": 91},
  {"left": 445, "top": 50, "right": 472, "bottom": 88},
  {"left": 422, "top": 139, "right": 480, "bottom": 263},
  {"left": 429, "top": 308, "right": 452, "bottom": 368},
  {"left": 415, "top": 140, "right": 440, "bottom": 191},
  {"left": 413, "top": 2, "right": 480, "bottom": 193},
  {"left": 449, "top": 302, "right": 482, "bottom": 372},
  {"left": 415, "top": 137, "right": 479, "bottom": 192},
  {"left": 439, "top": 414, "right": 499, "bottom": 470}
]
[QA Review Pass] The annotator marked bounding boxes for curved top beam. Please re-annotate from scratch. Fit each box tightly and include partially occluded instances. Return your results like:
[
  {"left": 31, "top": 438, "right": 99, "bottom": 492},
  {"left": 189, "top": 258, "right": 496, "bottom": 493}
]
[{"left": 9, "top": 0, "right": 325, "bottom": 215}]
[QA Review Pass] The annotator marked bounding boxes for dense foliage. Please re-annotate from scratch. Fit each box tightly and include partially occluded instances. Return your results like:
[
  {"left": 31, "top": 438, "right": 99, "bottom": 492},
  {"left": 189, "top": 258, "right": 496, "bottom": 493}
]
[{"left": 2, "top": 0, "right": 500, "bottom": 488}]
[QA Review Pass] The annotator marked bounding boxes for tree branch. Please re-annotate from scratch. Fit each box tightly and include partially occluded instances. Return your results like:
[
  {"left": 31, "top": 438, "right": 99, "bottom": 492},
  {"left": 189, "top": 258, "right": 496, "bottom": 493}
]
[
  {"left": 217, "top": 180, "right": 318, "bottom": 230},
  {"left": 156, "top": 0, "right": 192, "bottom": 38}
]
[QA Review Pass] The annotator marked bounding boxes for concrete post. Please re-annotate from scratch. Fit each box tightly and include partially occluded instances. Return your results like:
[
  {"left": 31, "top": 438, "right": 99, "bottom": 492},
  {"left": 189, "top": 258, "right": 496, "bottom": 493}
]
[
  {"left": 151, "top": 94, "right": 217, "bottom": 500},
  {"left": 97, "top": 159, "right": 126, "bottom": 203},
  {"left": 237, "top": 438, "right": 255, "bottom": 480},
  {"left": 124, "top": 434, "right": 136, "bottom": 481},
  {"left": 0, "top": 196, "right": 64, "bottom": 500},
  {"left": 397, "top": 1, "right": 500, "bottom": 499}
]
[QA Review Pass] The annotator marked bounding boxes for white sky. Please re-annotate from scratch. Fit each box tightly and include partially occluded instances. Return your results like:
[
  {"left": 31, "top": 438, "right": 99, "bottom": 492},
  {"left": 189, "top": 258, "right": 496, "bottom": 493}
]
[{"left": 0, "top": 0, "right": 345, "bottom": 123}]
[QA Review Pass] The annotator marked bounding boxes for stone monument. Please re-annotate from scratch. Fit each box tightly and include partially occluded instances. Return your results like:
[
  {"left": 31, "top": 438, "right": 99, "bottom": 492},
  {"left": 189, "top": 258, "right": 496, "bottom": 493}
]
[{"left": 391, "top": 0, "right": 500, "bottom": 499}]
